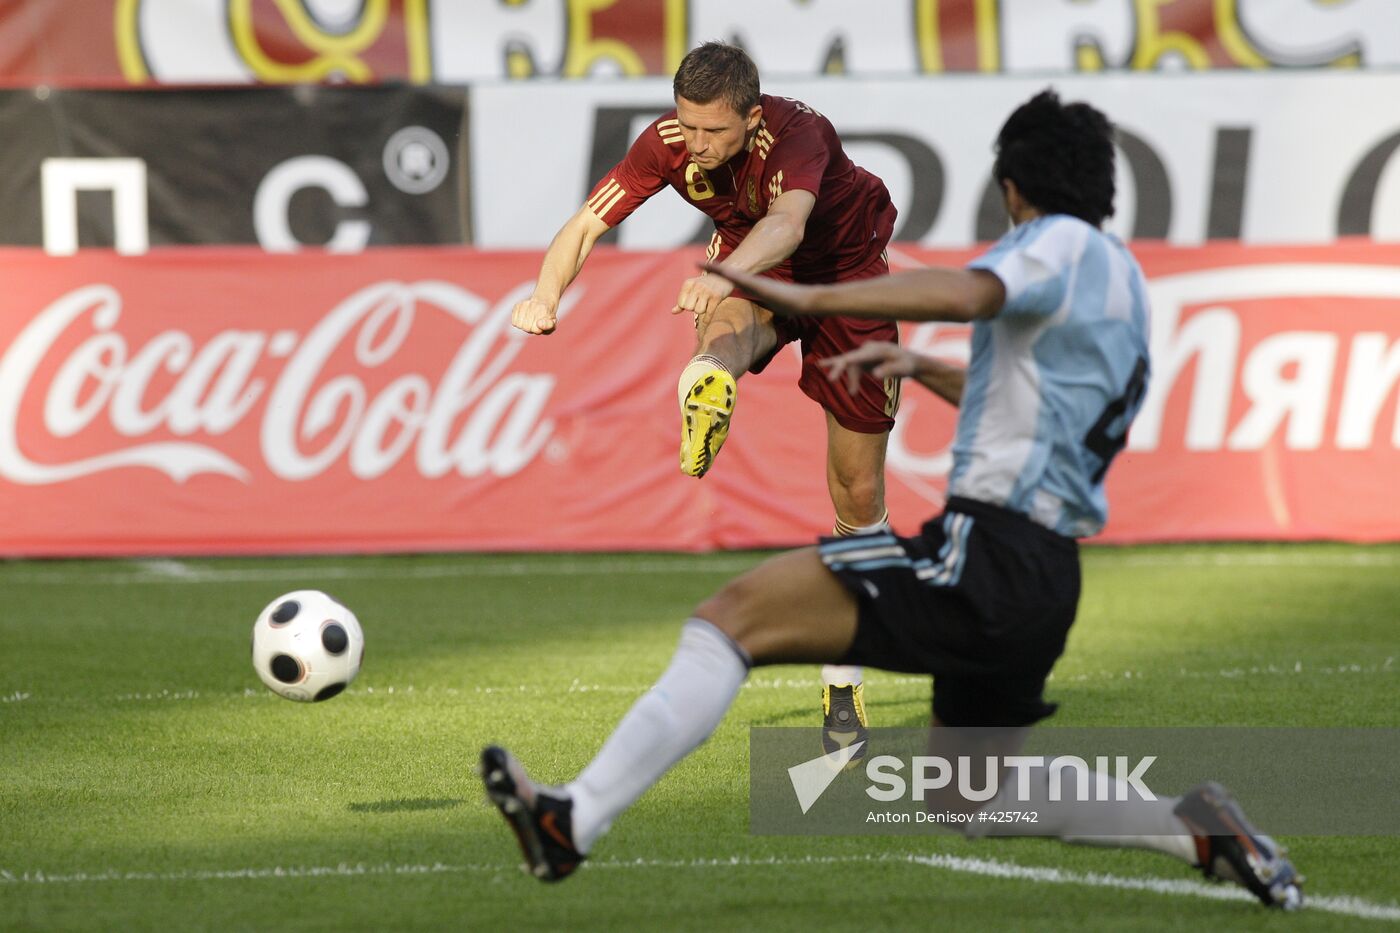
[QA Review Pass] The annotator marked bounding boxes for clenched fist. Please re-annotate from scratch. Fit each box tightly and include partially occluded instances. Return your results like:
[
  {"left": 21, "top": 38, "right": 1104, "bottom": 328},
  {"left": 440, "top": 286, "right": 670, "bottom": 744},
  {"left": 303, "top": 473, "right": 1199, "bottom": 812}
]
[{"left": 511, "top": 295, "right": 559, "bottom": 335}]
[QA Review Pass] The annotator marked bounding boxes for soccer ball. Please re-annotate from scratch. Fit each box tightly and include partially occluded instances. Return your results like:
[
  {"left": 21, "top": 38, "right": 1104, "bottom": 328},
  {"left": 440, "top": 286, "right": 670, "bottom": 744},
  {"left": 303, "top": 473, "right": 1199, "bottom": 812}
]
[{"left": 251, "top": 590, "right": 364, "bottom": 702}]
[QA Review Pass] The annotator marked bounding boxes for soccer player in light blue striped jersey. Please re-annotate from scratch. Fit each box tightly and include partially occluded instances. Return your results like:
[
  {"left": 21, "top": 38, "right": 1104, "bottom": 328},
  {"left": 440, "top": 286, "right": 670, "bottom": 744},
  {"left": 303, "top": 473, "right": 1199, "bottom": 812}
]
[
  {"left": 953, "top": 210, "right": 1151, "bottom": 538},
  {"left": 479, "top": 90, "right": 1302, "bottom": 910}
]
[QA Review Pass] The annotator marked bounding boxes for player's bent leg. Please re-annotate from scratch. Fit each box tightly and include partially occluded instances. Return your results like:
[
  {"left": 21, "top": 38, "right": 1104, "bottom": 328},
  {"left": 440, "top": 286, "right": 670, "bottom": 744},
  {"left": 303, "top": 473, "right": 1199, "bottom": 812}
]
[
  {"left": 693, "top": 295, "right": 778, "bottom": 376},
  {"left": 696, "top": 547, "right": 861, "bottom": 664},
  {"left": 480, "top": 549, "right": 858, "bottom": 881},
  {"left": 677, "top": 298, "right": 778, "bottom": 478}
]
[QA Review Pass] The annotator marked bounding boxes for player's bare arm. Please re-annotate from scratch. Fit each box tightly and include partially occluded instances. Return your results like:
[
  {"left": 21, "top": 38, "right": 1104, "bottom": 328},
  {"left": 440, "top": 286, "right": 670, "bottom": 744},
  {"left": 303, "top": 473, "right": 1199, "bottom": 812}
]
[
  {"left": 702, "top": 262, "right": 1006, "bottom": 324},
  {"left": 511, "top": 207, "right": 612, "bottom": 335},
  {"left": 819, "top": 341, "right": 967, "bottom": 406},
  {"left": 671, "top": 189, "right": 816, "bottom": 319}
]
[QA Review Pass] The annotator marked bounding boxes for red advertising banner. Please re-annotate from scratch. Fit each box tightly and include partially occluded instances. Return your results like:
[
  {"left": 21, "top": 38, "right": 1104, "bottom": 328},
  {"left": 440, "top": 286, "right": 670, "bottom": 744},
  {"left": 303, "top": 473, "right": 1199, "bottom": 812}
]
[
  {"left": 1, "top": 0, "right": 1394, "bottom": 87},
  {"left": 0, "top": 242, "right": 1397, "bottom": 556}
]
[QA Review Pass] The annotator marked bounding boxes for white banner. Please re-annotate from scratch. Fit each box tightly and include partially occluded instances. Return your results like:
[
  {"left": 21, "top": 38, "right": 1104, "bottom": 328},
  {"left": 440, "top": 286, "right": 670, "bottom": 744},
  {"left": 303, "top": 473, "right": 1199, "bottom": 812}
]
[
  {"left": 470, "top": 72, "right": 1400, "bottom": 248},
  {"left": 77, "top": 0, "right": 1400, "bottom": 85}
]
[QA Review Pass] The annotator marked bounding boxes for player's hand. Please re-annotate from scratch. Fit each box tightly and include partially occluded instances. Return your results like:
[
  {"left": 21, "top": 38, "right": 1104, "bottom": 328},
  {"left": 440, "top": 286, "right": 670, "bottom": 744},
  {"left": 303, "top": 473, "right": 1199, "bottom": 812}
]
[
  {"left": 511, "top": 295, "right": 559, "bottom": 335},
  {"left": 671, "top": 273, "right": 734, "bottom": 320},
  {"left": 818, "top": 341, "right": 919, "bottom": 396},
  {"left": 699, "top": 262, "right": 815, "bottom": 316}
]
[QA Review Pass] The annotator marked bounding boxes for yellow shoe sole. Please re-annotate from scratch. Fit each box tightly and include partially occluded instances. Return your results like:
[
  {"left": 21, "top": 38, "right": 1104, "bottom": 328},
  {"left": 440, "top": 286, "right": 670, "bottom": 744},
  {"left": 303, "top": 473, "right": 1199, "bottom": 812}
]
[
  {"left": 679, "top": 369, "right": 736, "bottom": 478},
  {"left": 821, "top": 683, "right": 868, "bottom": 769}
]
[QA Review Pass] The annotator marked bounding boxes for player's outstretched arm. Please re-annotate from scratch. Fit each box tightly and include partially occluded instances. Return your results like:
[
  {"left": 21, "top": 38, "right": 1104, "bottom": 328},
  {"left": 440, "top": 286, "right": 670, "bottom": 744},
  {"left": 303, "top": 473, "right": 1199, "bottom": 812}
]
[
  {"left": 701, "top": 262, "right": 1005, "bottom": 324},
  {"left": 512, "top": 207, "right": 612, "bottom": 335},
  {"left": 819, "top": 341, "right": 966, "bottom": 406}
]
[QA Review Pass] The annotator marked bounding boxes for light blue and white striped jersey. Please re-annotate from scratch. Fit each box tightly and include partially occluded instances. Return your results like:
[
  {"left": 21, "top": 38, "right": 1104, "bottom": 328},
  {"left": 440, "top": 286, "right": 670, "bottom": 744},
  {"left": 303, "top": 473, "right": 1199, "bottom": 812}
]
[{"left": 951, "top": 214, "right": 1151, "bottom": 538}]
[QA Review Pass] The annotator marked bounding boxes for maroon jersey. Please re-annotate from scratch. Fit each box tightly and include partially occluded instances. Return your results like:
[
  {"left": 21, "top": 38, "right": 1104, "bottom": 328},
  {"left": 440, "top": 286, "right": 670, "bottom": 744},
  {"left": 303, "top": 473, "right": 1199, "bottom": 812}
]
[{"left": 584, "top": 94, "right": 895, "bottom": 284}]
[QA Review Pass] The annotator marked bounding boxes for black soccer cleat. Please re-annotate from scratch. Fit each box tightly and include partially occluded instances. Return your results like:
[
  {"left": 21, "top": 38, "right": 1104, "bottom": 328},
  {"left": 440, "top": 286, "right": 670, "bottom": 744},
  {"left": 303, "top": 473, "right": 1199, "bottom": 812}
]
[
  {"left": 1174, "top": 781, "right": 1304, "bottom": 910},
  {"left": 821, "top": 683, "right": 869, "bottom": 768},
  {"left": 479, "top": 745, "right": 585, "bottom": 883}
]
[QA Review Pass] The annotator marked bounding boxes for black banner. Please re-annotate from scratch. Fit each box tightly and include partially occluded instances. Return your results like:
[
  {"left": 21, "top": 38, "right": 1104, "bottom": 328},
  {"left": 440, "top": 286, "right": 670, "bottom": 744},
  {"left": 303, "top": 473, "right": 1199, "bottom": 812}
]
[{"left": 0, "top": 86, "right": 468, "bottom": 249}]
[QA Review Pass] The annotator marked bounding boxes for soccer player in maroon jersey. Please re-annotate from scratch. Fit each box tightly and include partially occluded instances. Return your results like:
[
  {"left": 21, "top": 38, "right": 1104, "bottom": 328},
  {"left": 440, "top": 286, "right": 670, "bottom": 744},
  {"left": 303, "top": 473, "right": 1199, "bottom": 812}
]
[{"left": 510, "top": 42, "right": 898, "bottom": 745}]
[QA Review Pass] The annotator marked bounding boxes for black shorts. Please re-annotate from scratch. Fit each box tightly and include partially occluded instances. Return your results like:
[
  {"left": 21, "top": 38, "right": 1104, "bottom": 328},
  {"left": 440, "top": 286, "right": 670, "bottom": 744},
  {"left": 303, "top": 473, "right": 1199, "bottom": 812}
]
[{"left": 819, "top": 497, "right": 1081, "bottom": 728}]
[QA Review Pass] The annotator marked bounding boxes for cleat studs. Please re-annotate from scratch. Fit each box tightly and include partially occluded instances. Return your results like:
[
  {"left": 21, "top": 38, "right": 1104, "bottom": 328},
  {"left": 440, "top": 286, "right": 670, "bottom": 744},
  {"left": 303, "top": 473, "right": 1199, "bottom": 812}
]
[
  {"left": 692, "top": 386, "right": 703, "bottom": 397},
  {"left": 703, "top": 375, "right": 714, "bottom": 385},
  {"left": 503, "top": 798, "right": 523, "bottom": 814},
  {"left": 489, "top": 769, "right": 504, "bottom": 783}
]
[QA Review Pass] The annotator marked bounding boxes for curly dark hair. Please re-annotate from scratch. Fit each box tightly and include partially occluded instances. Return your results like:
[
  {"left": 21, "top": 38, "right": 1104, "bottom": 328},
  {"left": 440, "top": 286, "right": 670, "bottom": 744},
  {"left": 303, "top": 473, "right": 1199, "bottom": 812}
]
[
  {"left": 993, "top": 89, "right": 1116, "bottom": 227},
  {"left": 673, "top": 41, "right": 761, "bottom": 116}
]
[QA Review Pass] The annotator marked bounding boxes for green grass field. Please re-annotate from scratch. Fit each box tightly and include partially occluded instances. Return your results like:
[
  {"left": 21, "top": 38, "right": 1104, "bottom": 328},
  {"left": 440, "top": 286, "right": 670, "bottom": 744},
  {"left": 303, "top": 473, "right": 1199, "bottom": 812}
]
[{"left": 2, "top": 544, "right": 1398, "bottom": 931}]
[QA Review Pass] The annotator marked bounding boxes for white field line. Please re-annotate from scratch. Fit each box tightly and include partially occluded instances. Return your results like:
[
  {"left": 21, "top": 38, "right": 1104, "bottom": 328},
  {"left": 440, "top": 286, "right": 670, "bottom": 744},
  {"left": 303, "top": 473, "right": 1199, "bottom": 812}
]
[
  {"left": 3, "top": 658, "right": 1391, "bottom": 706},
  {"left": 0, "top": 557, "right": 766, "bottom": 585},
  {"left": 4, "top": 658, "right": 1390, "bottom": 706},
  {"left": 135, "top": 559, "right": 200, "bottom": 578},
  {"left": 1104, "top": 551, "right": 1400, "bottom": 569},
  {"left": 2, "top": 549, "right": 1398, "bottom": 586},
  {"left": 1, "top": 853, "right": 1395, "bottom": 921}
]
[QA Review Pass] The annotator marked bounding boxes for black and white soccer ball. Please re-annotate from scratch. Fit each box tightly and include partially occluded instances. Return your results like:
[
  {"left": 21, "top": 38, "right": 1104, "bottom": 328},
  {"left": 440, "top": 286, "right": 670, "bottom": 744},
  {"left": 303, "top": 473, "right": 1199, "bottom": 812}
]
[{"left": 251, "top": 590, "right": 364, "bottom": 702}]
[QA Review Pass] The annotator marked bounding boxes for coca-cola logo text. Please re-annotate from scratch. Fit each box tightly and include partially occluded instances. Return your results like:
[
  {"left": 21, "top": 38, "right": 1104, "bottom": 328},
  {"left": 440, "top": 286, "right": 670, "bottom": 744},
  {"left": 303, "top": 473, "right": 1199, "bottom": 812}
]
[{"left": 0, "top": 280, "right": 566, "bottom": 485}]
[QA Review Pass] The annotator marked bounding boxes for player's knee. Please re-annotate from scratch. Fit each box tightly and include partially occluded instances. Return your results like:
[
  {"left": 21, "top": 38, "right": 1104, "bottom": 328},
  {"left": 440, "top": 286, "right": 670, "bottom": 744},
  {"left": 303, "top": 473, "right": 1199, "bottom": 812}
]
[
  {"left": 699, "top": 299, "right": 747, "bottom": 336},
  {"left": 830, "top": 471, "right": 884, "bottom": 523},
  {"left": 693, "top": 574, "right": 763, "bottom": 654},
  {"left": 700, "top": 299, "right": 776, "bottom": 363}
]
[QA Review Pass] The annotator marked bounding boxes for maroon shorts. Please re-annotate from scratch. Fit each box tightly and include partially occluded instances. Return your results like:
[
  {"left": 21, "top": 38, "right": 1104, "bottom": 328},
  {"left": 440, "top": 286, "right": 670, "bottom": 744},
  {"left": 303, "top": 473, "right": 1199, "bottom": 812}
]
[{"left": 748, "top": 252, "right": 899, "bottom": 434}]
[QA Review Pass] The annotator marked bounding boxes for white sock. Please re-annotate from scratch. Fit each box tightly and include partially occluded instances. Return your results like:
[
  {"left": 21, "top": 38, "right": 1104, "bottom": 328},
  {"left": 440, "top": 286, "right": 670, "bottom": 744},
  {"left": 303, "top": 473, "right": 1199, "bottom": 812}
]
[
  {"left": 821, "top": 664, "right": 863, "bottom": 687},
  {"left": 970, "top": 763, "right": 1199, "bottom": 864},
  {"left": 567, "top": 618, "right": 749, "bottom": 853},
  {"left": 677, "top": 355, "right": 730, "bottom": 407}
]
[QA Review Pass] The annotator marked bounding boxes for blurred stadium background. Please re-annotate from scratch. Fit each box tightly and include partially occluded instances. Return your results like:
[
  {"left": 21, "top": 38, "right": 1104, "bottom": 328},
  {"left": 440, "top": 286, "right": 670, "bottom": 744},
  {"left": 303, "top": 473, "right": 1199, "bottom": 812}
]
[
  {"left": 3, "top": 0, "right": 1399, "bottom": 552},
  {"left": 2, "top": 2, "right": 1398, "bottom": 930}
]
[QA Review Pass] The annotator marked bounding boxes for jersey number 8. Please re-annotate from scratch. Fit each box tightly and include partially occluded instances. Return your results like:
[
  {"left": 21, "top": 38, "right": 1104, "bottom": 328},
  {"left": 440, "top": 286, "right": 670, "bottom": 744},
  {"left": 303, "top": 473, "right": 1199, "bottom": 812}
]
[{"left": 685, "top": 163, "right": 715, "bottom": 201}]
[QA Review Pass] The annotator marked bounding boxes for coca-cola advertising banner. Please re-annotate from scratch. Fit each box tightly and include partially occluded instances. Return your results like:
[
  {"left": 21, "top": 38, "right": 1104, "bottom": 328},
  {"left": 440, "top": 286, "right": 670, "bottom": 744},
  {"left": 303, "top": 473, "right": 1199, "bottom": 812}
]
[
  {"left": 2, "top": 0, "right": 1397, "bottom": 86},
  {"left": 0, "top": 86, "right": 467, "bottom": 250},
  {"left": 1, "top": 242, "right": 1397, "bottom": 556}
]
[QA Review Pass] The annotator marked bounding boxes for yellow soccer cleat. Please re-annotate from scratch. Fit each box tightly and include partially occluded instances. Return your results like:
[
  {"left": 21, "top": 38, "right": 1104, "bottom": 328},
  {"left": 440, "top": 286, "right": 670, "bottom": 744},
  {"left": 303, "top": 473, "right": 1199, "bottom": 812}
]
[
  {"left": 821, "top": 683, "right": 869, "bottom": 769},
  {"left": 679, "top": 368, "right": 736, "bottom": 478}
]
